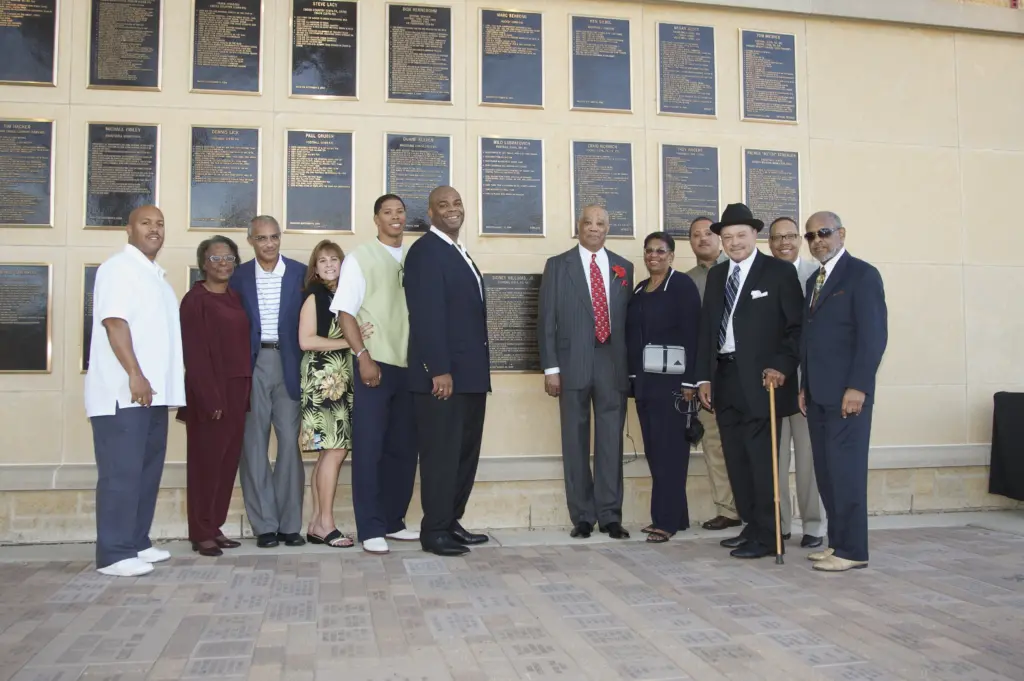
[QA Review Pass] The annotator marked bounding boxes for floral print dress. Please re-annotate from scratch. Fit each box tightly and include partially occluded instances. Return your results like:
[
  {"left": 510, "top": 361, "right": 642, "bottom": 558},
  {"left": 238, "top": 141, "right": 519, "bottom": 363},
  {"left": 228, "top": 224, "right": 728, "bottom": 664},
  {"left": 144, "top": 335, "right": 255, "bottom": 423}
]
[{"left": 299, "top": 313, "right": 354, "bottom": 452}]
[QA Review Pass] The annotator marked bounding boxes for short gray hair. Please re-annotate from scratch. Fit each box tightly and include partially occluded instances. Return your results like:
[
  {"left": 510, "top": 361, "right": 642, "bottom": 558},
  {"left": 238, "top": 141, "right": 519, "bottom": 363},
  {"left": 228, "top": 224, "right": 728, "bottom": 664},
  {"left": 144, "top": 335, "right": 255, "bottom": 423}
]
[
  {"left": 807, "top": 211, "right": 843, "bottom": 230},
  {"left": 248, "top": 215, "right": 280, "bottom": 237}
]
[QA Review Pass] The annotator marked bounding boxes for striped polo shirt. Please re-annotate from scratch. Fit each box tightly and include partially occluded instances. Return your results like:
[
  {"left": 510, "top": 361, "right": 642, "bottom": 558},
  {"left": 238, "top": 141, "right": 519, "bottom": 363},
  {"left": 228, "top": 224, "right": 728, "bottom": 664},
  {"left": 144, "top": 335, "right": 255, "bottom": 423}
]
[{"left": 256, "top": 257, "right": 285, "bottom": 342}]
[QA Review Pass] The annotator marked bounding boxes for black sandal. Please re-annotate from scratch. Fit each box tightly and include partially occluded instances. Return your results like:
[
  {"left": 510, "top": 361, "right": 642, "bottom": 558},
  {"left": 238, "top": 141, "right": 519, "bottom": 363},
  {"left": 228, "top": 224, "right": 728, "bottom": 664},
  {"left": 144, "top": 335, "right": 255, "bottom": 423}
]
[
  {"left": 307, "top": 529, "right": 354, "bottom": 548},
  {"left": 640, "top": 524, "right": 655, "bottom": 534},
  {"left": 646, "top": 530, "right": 672, "bottom": 543}
]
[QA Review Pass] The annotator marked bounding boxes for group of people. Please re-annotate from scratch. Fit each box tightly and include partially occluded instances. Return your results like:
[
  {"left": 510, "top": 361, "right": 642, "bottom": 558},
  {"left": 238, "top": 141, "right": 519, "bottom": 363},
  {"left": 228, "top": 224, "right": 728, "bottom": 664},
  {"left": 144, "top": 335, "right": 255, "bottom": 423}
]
[{"left": 83, "top": 189, "right": 885, "bottom": 579}]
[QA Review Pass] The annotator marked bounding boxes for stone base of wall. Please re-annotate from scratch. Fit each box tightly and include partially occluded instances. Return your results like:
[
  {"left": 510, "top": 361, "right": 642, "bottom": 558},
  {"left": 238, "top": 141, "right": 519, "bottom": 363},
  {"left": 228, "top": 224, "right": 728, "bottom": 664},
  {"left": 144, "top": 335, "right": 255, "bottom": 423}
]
[{"left": 0, "top": 466, "right": 1018, "bottom": 545}]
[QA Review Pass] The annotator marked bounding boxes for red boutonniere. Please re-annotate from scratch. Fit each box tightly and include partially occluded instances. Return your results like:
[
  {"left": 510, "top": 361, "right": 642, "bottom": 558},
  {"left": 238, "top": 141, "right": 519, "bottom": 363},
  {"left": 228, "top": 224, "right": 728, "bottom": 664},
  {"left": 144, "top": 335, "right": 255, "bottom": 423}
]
[{"left": 611, "top": 265, "right": 628, "bottom": 286}]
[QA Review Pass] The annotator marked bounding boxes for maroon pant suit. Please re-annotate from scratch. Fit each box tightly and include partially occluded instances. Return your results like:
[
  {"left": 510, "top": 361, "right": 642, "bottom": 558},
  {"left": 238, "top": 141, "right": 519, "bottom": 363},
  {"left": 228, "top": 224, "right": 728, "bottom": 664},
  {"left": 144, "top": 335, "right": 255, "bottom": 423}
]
[{"left": 178, "top": 282, "right": 252, "bottom": 543}]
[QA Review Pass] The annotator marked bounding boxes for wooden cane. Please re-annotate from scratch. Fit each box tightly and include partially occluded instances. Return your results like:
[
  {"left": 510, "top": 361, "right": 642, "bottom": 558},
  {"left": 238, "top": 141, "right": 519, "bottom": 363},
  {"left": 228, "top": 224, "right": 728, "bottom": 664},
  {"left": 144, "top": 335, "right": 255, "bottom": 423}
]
[{"left": 769, "top": 383, "right": 784, "bottom": 564}]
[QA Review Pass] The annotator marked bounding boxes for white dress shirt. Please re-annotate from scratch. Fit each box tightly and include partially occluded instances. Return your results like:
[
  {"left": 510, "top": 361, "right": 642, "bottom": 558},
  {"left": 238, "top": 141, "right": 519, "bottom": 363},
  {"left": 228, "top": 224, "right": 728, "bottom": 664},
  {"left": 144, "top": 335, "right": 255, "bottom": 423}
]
[
  {"left": 329, "top": 239, "right": 404, "bottom": 317},
  {"left": 84, "top": 244, "right": 185, "bottom": 418},
  {"left": 429, "top": 226, "right": 482, "bottom": 299},
  {"left": 817, "top": 246, "right": 846, "bottom": 284},
  {"left": 544, "top": 245, "right": 612, "bottom": 376},
  {"left": 718, "top": 248, "right": 758, "bottom": 353},
  {"left": 255, "top": 256, "right": 285, "bottom": 342}
]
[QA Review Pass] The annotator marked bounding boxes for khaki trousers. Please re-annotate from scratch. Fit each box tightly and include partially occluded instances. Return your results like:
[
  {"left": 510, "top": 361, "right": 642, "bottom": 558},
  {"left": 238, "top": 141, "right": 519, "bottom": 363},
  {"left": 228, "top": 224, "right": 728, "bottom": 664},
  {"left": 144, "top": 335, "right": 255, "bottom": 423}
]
[
  {"left": 698, "top": 410, "right": 738, "bottom": 520},
  {"left": 778, "top": 412, "right": 827, "bottom": 537}
]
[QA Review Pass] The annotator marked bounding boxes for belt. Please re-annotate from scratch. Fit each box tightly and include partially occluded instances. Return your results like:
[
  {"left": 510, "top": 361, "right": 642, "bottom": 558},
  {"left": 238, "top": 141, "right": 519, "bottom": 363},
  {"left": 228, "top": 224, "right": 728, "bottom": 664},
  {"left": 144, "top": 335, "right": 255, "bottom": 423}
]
[
  {"left": 260, "top": 342, "right": 280, "bottom": 350},
  {"left": 716, "top": 352, "right": 736, "bottom": 362}
]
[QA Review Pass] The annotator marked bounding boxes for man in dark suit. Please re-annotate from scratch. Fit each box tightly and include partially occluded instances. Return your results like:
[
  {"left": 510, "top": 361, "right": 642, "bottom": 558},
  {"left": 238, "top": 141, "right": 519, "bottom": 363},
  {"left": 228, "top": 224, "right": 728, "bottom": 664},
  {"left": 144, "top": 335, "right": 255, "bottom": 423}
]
[
  {"left": 230, "top": 215, "right": 308, "bottom": 549},
  {"left": 799, "top": 211, "right": 887, "bottom": 572},
  {"left": 538, "top": 205, "right": 634, "bottom": 540},
  {"left": 690, "top": 203, "right": 804, "bottom": 559},
  {"left": 404, "top": 186, "right": 491, "bottom": 557}
]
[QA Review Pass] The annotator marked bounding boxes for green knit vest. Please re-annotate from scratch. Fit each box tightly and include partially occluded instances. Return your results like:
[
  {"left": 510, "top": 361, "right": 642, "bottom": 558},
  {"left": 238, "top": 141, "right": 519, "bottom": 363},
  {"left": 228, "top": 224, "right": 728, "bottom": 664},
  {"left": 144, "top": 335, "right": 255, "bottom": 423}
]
[{"left": 353, "top": 240, "right": 409, "bottom": 368}]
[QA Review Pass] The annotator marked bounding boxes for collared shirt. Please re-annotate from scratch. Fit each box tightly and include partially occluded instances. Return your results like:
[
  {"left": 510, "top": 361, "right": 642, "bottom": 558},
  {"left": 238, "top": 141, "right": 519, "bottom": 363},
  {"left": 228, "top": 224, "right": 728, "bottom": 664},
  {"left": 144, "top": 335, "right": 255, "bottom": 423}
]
[
  {"left": 685, "top": 251, "right": 729, "bottom": 301},
  {"left": 817, "top": 246, "right": 846, "bottom": 284},
  {"left": 430, "top": 226, "right": 482, "bottom": 299},
  {"left": 544, "top": 245, "right": 612, "bottom": 377},
  {"left": 84, "top": 244, "right": 185, "bottom": 417},
  {"left": 719, "top": 248, "right": 758, "bottom": 353},
  {"left": 793, "top": 256, "right": 803, "bottom": 271},
  {"left": 255, "top": 256, "right": 285, "bottom": 342},
  {"left": 329, "top": 239, "right": 404, "bottom": 316}
]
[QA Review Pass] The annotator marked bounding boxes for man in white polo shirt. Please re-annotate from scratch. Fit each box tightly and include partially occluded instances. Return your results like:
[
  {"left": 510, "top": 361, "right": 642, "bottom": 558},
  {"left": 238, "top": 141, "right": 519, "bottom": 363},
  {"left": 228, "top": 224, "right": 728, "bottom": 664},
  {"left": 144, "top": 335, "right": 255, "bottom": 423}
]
[{"left": 84, "top": 205, "right": 184, "bottom": 577}]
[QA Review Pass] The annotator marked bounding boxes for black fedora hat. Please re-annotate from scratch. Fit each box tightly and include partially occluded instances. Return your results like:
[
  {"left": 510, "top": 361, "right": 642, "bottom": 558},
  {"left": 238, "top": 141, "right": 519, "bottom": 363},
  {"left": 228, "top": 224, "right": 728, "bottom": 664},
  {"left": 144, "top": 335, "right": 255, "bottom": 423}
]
[{"left": 710, "top": 203, "right": 764, "bottom": 235}]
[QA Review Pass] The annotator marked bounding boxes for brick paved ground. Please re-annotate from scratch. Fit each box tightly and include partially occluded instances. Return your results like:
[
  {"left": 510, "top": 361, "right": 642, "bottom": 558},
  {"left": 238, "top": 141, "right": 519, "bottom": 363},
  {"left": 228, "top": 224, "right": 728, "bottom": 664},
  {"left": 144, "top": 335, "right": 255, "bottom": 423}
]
[{"left": 1, "top": 523, "right": 1023, "bottom": 681}]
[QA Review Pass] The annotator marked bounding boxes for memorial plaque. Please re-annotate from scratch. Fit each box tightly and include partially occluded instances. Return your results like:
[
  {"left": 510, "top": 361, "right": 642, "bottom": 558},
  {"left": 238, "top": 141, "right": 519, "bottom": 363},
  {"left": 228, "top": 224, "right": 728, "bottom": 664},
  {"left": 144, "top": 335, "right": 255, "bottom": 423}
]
[
  {"left": 188, "top": 266, "right": 201, "bottom": 288},
  {"left": 82, "top": 264, "right": 99, "bottom": 372},
  {"left": 657, "top": 23, "right": 715, "bottom": 117},
  {"left": 387, "top": 3, "right": 452, "bottom": 103},
  {"left": 88, "top": 0, "right": 162, "bottom": 90},
  {"left": 191, "top": 0, "right": 262, "bottom": 94},
  {"left": 384, "top": 133, "right": 450, "bottom": 232},
  {"left": 285, "top": 129, "right": 353, "bottom": 233},
  {"left": 660, "top": 144, "right": 719, "bottom": 238},
  {"left": 484, "top": 273, "right": 540, "bottom": 373},
  {"left": 291, "top": 0, "right": 357, "bottom": 99},
  {"left": 189, "top": 126, "right": 260, "bottom": 230},
  {"left": 86, "top": 123, "right": 159, "bottom": 228},
  {"left": 740, "top": 29, "right": 797, "bottom": 123},
  {"left": 480, "top": 9, "right": 542, "bottom": 108},
  {"left": 0, "top": 0, "right": 57, "bottom": 85},
  {"left": 0, "top": 119, "right": 54, "bottom": 227},
  {"left": 479, "top": 137, "right": 543, "bottom": 237},
  {"left": 570, "top": 15, "right": 630, "bottom": 112},
  {"left": 571, "top": 140, "right": 634, "bottom": 238},
  {"left": 743, "top": 148, "right": 799, "bottom": 239},
  {"left": 0, "top": 264, "right": 52, "bottom": 373}
]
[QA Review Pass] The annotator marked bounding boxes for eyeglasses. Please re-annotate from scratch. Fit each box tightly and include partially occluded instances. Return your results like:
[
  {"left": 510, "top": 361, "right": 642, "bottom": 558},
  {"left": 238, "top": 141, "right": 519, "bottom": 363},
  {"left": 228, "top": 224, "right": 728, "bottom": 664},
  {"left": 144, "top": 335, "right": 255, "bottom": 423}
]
[
  {"left": 769, "top": 234, "right": 801, "bottom": 244},
  {"left": 805, "top": 227, "right": 841, "bottom": 242},
  {"left": 644, "top": 247, "right": 670, "bottom": 255},
  {"left": 252, "top": 233, "right": 281, "bottom": 243},
  {"left": 207, "top": 255, "right": 237, "bottom": 263}
]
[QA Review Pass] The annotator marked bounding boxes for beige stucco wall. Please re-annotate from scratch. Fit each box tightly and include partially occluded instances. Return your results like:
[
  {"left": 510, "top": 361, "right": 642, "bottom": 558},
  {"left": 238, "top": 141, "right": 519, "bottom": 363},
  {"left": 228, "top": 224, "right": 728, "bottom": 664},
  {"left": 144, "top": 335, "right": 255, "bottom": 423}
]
[{"left": 1, "top": 0, "right": 1022, "bottom": 543}]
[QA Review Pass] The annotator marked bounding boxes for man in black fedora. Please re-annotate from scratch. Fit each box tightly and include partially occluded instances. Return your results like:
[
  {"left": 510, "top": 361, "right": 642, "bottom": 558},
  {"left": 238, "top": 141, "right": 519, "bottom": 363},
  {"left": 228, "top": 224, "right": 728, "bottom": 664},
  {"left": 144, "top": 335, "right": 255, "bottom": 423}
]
[{"left": 685, "top": 203, "right": 804, "bottom": 559}]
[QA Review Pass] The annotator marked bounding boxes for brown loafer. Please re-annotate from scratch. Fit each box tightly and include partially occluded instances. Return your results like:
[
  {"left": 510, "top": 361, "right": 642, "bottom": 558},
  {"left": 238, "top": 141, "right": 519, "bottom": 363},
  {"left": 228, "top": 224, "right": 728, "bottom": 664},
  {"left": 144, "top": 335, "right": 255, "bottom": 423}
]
[
  {"left": 214, "top": 535, "right": 241, "bottom": 549},
  {"left": 702, "top": 515, "right": 742, "bottom": 531}
]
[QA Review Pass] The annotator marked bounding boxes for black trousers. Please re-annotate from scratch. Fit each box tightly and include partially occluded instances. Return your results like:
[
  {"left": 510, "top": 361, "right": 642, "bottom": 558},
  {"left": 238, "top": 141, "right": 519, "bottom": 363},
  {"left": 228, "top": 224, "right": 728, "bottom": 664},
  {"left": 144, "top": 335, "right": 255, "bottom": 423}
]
[
  {"left": 352, "top": 362, "right": 418, "bottom": 541},
  {"left": 414, "top": 392, "right": 487, "bottom": 542},
  {"left": 714, "top": 359, "right": 779, "bottom": 550},
  {"left": 636, "top": 397, "right": 690, "bottom": 534}
]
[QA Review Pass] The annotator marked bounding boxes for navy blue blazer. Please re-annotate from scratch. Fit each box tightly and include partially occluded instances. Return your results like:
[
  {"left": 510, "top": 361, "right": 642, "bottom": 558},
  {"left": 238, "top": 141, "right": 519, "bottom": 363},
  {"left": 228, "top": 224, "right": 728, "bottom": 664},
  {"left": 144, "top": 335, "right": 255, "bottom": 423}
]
[
  {"left": 229, "top": 256, "right": 308, "bottom": 402},
  {"left": 625, "top": 269, "right": 701, "bottom": 400},
  {"left": 404, "top": 230, "right": 491, "bottom": 394},
  {"left": 800, "top": 251, "right": 887, "bottom": 407}
]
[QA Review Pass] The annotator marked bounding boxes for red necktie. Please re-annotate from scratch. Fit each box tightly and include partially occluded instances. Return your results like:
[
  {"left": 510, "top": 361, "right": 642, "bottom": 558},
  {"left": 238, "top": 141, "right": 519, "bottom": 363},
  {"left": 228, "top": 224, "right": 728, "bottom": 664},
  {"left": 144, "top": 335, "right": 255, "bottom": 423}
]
[{"left": 590, "top": 254, "right": 610, "bottom": 343}]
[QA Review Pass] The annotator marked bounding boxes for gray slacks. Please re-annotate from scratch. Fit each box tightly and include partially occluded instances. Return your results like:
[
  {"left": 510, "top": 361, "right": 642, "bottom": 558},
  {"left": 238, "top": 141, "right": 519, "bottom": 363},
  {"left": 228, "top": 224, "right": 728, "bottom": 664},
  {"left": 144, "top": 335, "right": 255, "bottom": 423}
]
[
  {"left": 90, "top": 405, "right": 168, "bottom": 568},
  {"left": 558, "top": 344, "right": 627, "bottom": 527},
  {"left": 239, "top": 348, "right": 304, "bottom": 536},
  {"left": 778, "top": 412, "right": 826, "bottom": 537}
]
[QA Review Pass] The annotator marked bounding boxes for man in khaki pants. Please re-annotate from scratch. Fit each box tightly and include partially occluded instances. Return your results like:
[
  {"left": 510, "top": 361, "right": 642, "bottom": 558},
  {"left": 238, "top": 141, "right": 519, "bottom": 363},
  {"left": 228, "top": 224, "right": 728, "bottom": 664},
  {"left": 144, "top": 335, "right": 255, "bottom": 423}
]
[{"left": 685, "top": 217, "right": 742, "bottom": 531}]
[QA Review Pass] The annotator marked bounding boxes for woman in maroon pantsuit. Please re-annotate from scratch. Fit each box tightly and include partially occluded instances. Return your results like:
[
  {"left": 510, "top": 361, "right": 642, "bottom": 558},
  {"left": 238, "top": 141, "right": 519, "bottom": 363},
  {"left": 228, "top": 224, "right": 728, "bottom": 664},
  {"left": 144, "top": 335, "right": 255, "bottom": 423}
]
[{"left": 178, "top": 236, "right": 252, "bottom": 557}]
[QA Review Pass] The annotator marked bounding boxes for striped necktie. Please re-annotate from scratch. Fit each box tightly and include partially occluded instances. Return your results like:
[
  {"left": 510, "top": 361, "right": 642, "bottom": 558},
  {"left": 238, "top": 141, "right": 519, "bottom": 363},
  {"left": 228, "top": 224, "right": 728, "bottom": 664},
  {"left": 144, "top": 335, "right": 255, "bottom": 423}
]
[
  {"left": 718, "top": 265, "right": 740, "bottom": 350},
  {"left": 810, "top": 266, "right": 827, "bottom": 309}
]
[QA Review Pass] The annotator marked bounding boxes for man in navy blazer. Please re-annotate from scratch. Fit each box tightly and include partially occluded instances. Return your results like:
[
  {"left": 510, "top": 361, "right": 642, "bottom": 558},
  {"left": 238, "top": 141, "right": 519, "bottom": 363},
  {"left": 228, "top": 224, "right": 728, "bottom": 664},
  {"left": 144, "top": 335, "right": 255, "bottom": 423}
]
[
  {"left": 799, "top": 211, "right": 887, "bottom": 572},
  {"left": 404, "top": 186, "right": 492, "bottom": 557},
  {"left": 229, "top": 215, "right": 309, "bottom": 549}
]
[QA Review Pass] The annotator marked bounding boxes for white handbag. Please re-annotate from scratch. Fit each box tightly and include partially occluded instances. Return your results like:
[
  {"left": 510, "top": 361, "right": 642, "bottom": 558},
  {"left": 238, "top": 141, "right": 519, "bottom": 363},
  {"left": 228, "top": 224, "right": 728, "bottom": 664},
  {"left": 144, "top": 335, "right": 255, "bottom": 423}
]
[{"left": 643, "top": 344, "right": 686, "bottom": 375}]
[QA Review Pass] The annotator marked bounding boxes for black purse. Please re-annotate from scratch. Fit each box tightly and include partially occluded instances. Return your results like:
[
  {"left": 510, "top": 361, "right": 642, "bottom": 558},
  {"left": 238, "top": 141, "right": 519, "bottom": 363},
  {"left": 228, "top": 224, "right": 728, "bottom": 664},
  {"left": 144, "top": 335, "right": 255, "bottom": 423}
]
[{"left": 673, "top": 390, "right": 705, "bottom": 445}]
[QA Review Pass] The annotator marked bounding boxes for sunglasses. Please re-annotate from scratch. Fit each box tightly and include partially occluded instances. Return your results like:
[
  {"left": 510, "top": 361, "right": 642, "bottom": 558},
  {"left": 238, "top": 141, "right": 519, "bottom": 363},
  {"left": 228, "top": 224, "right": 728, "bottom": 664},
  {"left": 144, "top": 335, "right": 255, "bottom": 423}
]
[{"left": 804, "top": 227, "right": 841, "bottom": 242}]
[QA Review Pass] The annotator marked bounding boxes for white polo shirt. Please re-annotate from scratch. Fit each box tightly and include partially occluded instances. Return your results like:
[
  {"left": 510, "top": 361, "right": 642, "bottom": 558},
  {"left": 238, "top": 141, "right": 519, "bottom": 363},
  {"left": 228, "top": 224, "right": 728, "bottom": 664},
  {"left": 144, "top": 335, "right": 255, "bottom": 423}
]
[{"left": 84, "top": 244, "right": 185, "bottom": 418}]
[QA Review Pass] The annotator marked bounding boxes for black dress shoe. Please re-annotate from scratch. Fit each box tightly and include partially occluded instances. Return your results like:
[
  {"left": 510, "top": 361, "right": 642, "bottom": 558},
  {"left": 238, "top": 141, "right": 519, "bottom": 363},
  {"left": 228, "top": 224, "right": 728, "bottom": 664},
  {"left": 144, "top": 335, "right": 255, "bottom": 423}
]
[
  {"left": 702, "top": 515, "right": 742, "bottom": 531},
  {"left": 422, "top": 535, "right": 470, "bottom": 556},
  {"left": 782, "top": 533, "right": 791, "bottom": 541},
  {"left": 449, "top": 522, "right": 489, "bottom": 545},
  {"left": 731, "top": 542, "right": 772, "bottom": 559},
  {"left": 277, "top": 532, "right": 306, "bottom": 547},
  {"left": 191, "top": 541, "right": 223, "bottom": 557},
  {"left": 214, "top": 536, "right": 241, "bottom": 549},
  {"left": 720, "top": 535, "right": 748, "bottom": 549},
  {"left": 570, "top": 522, "right": 592, "bottom": 538},
  {"left": 801, "top": 535, "right": 823, "bottom": 548},
  {"left": 256, "top": 532, "right": 279, "bottom": 548},
  {"left": 600, "top": 522, "right": 630, "bottom": 539}
]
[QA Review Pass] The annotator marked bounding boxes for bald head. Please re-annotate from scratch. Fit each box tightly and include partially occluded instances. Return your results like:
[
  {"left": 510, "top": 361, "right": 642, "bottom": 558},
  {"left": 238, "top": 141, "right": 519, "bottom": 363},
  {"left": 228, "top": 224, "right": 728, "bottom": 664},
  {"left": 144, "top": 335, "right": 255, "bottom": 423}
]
[
  {"left": 126, "top": 204, "right": 165, "bottom": 261},
  {"left": 427, "top": 185, "right": 465, "bottom": 237}
]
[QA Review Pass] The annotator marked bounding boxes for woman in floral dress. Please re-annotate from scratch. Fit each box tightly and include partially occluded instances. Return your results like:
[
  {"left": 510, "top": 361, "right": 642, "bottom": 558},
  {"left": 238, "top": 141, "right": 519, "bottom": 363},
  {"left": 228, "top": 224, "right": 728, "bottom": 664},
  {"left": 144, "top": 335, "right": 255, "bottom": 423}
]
[{"left": 299, "top": 240, "right": 371, "bottom": 547}]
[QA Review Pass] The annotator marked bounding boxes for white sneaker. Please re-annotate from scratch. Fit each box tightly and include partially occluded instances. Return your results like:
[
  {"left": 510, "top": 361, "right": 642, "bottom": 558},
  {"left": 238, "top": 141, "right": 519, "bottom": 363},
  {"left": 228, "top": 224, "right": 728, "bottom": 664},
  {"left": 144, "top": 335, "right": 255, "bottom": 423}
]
[
  {"left": 97, "top": 558, "right": 154, "bottom": 577},
  {"left": 386, "top": 529, "right": 420, "bottom": 542},
  {"left": 137, "top": 547, "right": 171, "bottom": 563},
  {"left": 362, "top": 537, "right": 390, "bottom": 554}
]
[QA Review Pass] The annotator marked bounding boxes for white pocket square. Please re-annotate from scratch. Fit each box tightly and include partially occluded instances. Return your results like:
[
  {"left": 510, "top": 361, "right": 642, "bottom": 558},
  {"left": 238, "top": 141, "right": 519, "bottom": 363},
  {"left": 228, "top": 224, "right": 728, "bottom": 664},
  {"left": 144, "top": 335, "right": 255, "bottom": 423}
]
[{"left": 751, "top": 290, "right": 768, "bottom": 299}]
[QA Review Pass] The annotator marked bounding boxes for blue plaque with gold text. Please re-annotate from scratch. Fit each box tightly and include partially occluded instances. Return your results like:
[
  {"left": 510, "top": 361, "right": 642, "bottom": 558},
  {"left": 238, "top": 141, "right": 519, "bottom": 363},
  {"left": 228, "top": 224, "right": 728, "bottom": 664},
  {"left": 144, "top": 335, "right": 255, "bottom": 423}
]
[
  {"left": 291, "top": 0, "right": 357, "bottom": 98},
  {"left": 189, "top": 126, "right": 260, "bottom": 230},
  {"left": 661, "top": 145, "right": 719, "bottom": 238},
  {"left": 89, "top": 0, "right": 162, "bottom": 90},
  {"left": 191, "top": 0, "right": 262, "bottom": 94},
  {"left": 0, "top": 0, "right": 57, "bottom": 85},
  {"left": 0, "top": 264, "right": 51, "bottom": 373},
  {"left": 658, "top": 23, "right": 715, "bottom": 117},
  {"left": 480, "top": 137, "right": 543, "bottom": 236},
  {"left": 86, "top": 123, "right": 159, "bottom": 228},
  {"left": 385, "top": 133, "right": 451, "bottom": 232},
  {"left": 571, "top": 141, "right": 634, "bottom": 238},
  {"left": 744, "top": 148, "right": 799, "bottom": 237},
  {"left": 480, "top": 10, "right": 542, "bottom": 108},
  {"left": 571, "top": 15, "right": 630, "bottom": 112},
  {"left": 285, "top": 130, "right": 353, "bottom": 232},
  {"left": 387, "top": 4, "right": 452, "bottom": 103},
  {"left": 0, "top": 120, "right": 54, "bottom": 227},
  {"left": 740, "top": 29, "right": 796, "bottom": 122}
]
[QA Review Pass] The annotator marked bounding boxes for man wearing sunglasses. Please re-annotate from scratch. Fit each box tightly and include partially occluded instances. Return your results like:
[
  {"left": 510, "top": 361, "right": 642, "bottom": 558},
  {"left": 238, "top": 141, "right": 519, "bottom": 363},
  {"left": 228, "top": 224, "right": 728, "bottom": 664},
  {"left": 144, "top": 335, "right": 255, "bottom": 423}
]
[{"left": 799, "top": 212, "right": 887, "bottom": 572}]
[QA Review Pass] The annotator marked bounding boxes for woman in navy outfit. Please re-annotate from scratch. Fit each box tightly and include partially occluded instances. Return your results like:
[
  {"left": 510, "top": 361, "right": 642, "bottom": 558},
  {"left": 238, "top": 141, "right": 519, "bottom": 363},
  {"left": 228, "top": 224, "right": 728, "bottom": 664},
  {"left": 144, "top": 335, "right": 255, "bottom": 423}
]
[{"left": 626, "top": 232, "right": 703, "bottom": 543}]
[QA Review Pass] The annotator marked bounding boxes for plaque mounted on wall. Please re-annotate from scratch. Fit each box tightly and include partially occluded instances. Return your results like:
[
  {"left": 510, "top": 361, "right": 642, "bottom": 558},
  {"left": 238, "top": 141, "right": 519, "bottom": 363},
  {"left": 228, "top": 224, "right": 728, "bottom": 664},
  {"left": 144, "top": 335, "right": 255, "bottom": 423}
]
[
  {"left": 0, "top": 0, "right": 58, "bottom": 86},
  {"left": 657, "top": 23, "right": 715, "bottom": 118},
  {"left": 384, "top": 133, "right": 451, "bottom": 232},
  {"left": 0, "top": 119, "right": 55, "bottom": 228},
  {"left": 189, "top": 126, "right": 261, "bottom": 231},
  {"left": 570, "top": 15, "right": 631, "bottom": 112},
  {"left": 284, "top": 129, "right": 354, "bottom": 233},
  {"left": 190, "top": 0, "right": 262, "bottom": 94},
  {"left": 743, "top": 148, "right": 800, "bottom": 239},
  {"left": 188, "top": 265, "right": 202, "bottom": 289},
  {"left": 484, "top": 273, "right": 541, "bottom": 373},
  {"left": 387, "top": 3, "right": 452, "bottom": 103},
  {"left": 0, "top": 263, "right": 52, "bottom": 373},
  {"left": 660, "top": 144, "right": 720, "bottom": 239},
  {"left": 571, "top": 140, "right": 634, "bottom": 239},
  {"left": 740, "top": 29, "right": 797, "bottom": 123},
  {"left": 291, "top": 0, "right": 357, "bottom": 99},
  {"left": 85, "top": 123, "right": 159, "bottom": 229},
  {"left": 479, "top": 9, "right": 542, "bottom": 108},
  {"left": 479, "top": 137, "right": 544, "bottom": 237},
  {"left": 88, "top": 0, "right": 162, "bottom": 91}
]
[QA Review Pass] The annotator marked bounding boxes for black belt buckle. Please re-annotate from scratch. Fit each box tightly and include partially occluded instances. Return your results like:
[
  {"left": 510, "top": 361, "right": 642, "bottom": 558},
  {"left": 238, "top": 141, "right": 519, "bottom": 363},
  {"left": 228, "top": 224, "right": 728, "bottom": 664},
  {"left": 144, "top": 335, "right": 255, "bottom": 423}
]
[
  {"left": 261, "top": 342, "right": 280, "bottom": 350},
  {"left": 716, "top": 352, "right": 735, "bottom": 362}
]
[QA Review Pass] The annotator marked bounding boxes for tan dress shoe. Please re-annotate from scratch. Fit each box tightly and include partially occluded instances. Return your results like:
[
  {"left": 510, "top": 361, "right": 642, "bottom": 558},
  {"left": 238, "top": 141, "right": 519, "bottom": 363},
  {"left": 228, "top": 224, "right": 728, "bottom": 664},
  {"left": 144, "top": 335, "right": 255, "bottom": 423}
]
[
  {"left": 812, "top": 555, "right": 867, "bottom": 572},
  {"left": 807, "top": 547, "right": 835, "bottom": 562}
]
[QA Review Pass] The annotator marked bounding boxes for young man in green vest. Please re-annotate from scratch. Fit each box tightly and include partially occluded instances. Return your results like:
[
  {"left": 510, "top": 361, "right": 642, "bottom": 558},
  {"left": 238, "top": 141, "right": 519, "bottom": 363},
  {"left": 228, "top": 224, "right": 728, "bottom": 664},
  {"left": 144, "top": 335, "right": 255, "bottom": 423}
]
[{"left": 331, "top": 194, "right": 419, "bottom": 555}]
